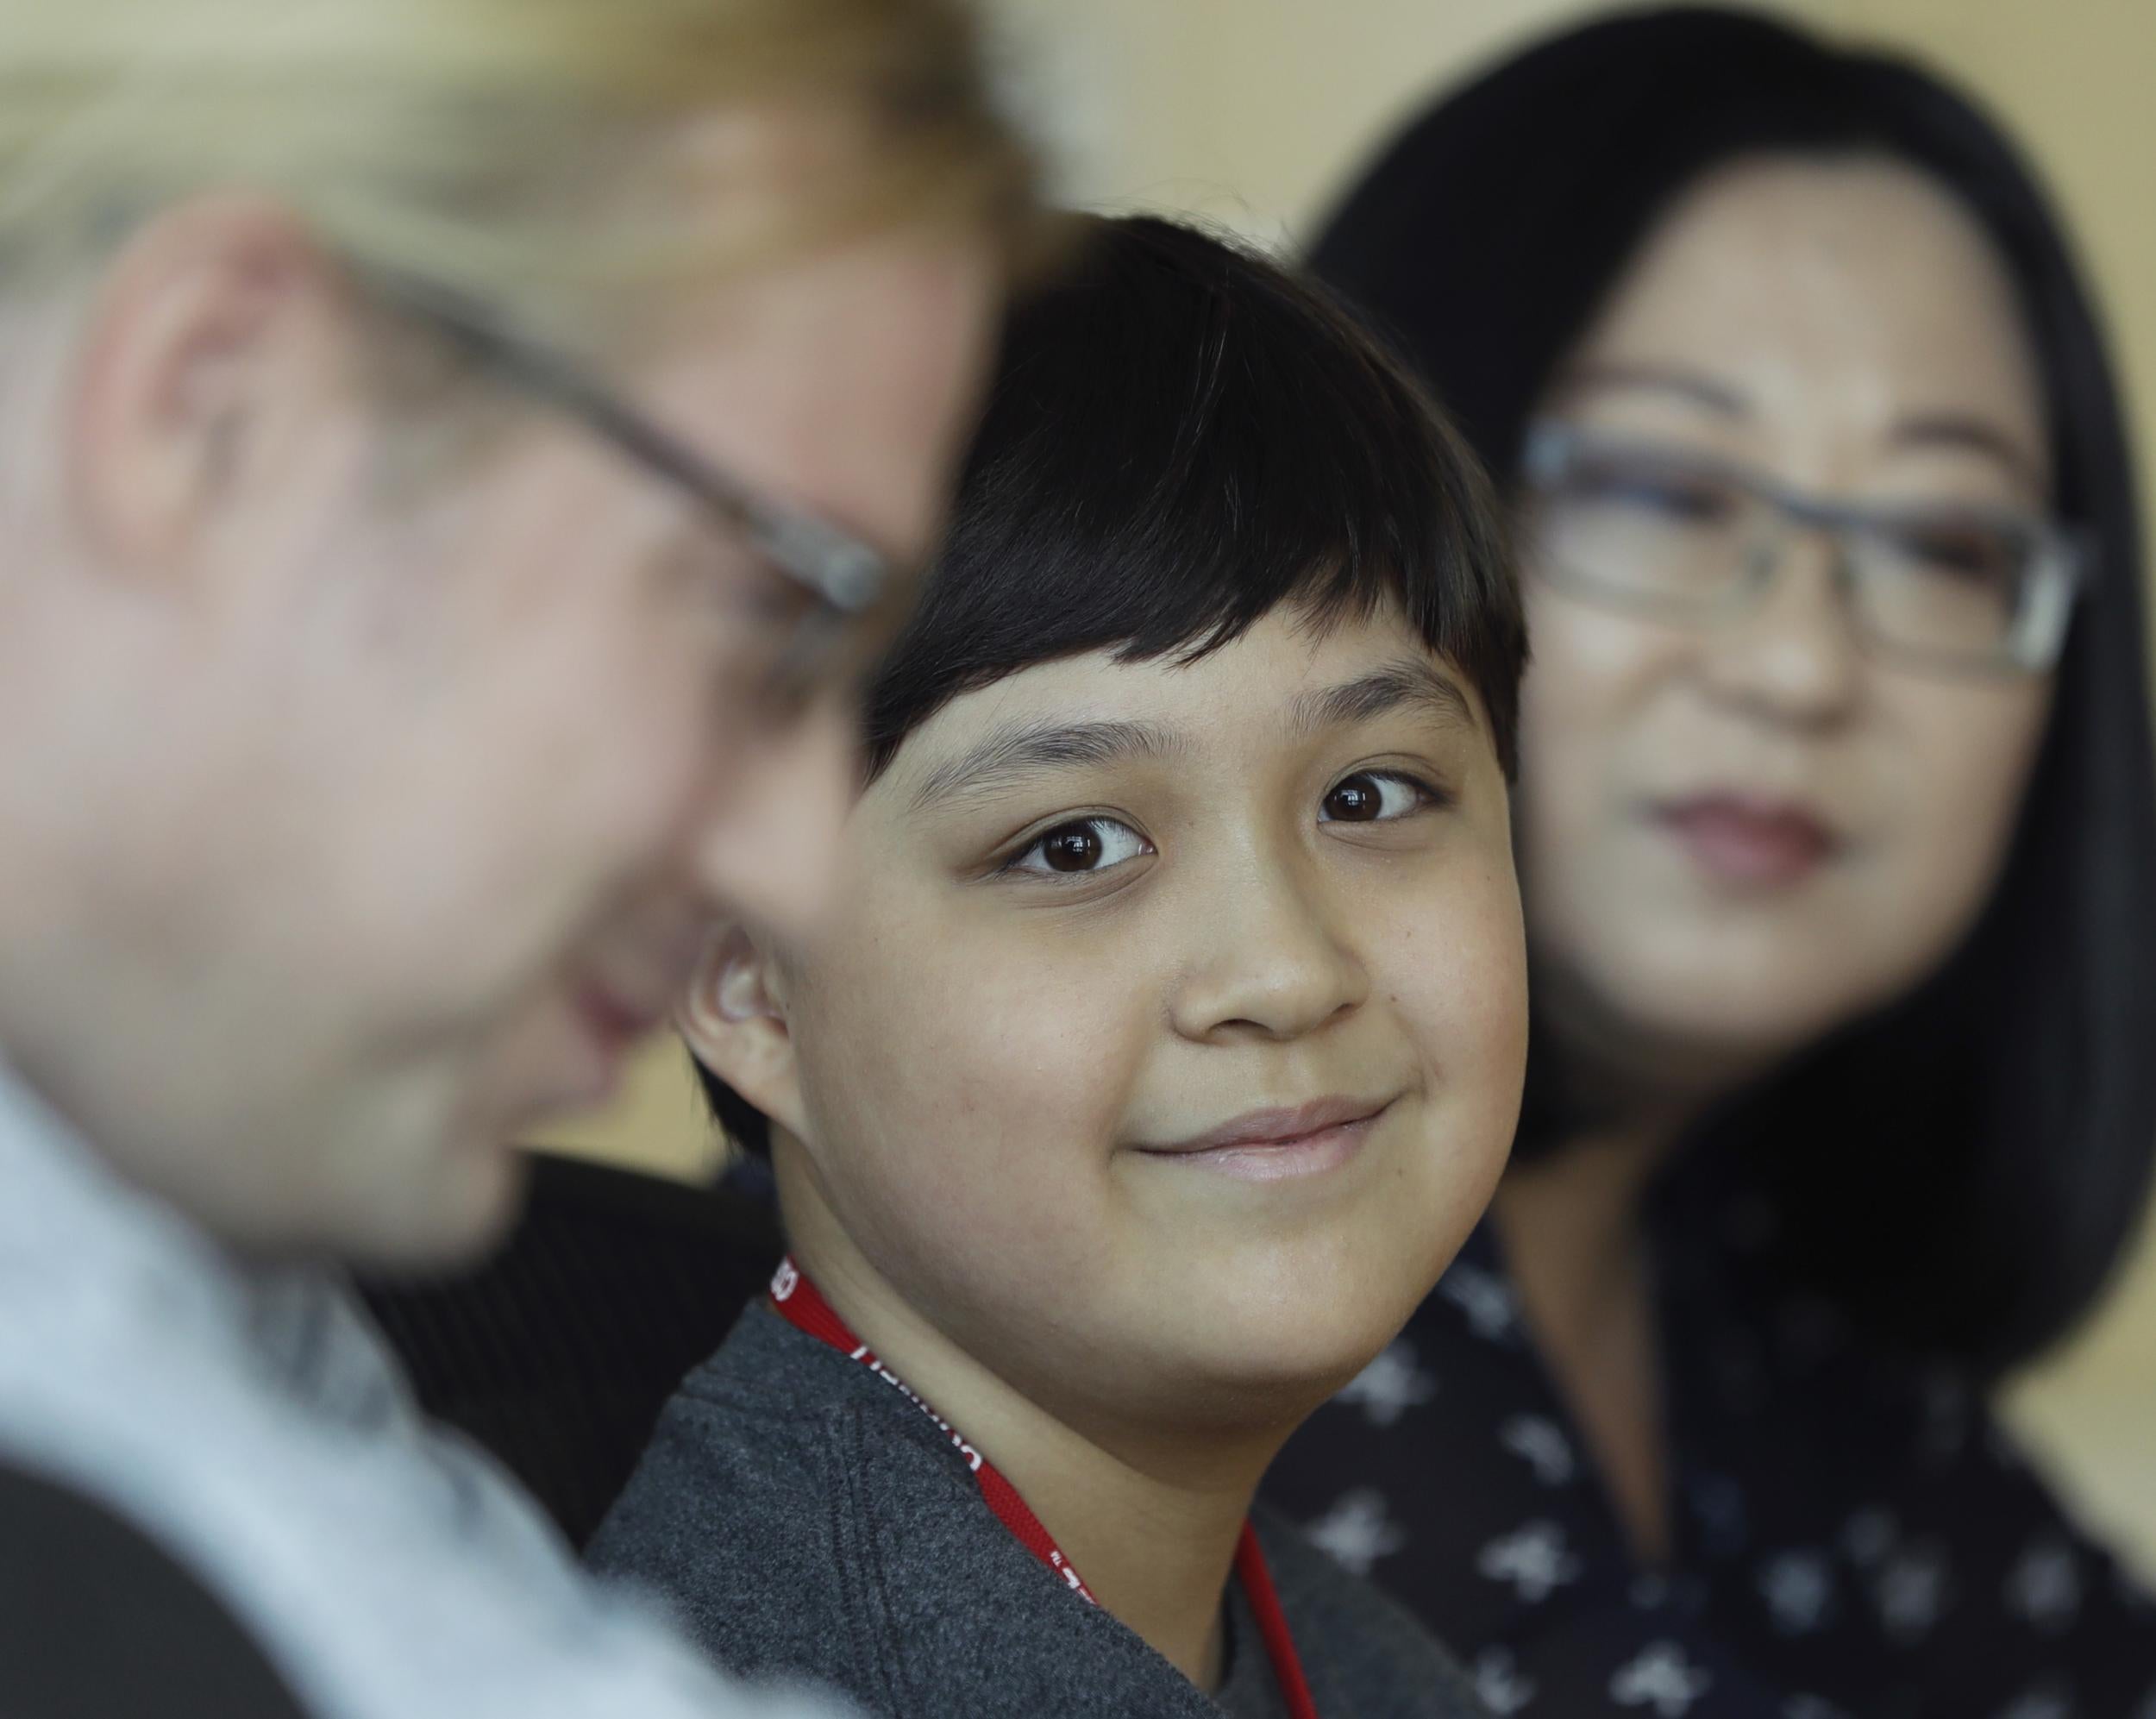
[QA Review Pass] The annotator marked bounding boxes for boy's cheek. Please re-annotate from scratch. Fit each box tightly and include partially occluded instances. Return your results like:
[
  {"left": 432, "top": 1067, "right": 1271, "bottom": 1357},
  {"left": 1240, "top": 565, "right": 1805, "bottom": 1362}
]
[
  {"left": 803, "top": 930, "right": 1148, "bottom": 1195},
  {"left": 1367, "top": 868, "right": 1528, "bottom": 1051}
]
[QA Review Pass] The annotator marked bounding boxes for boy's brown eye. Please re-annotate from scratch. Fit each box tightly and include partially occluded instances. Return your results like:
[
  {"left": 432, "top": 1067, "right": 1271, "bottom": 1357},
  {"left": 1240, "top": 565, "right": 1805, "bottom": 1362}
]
[
  {"left": 1042, "top": 824, "right": 1103, "bottom": 871},
  {"left": 1319, "top": 770, "right": 1440, "bottom": 825},
  {"left": 1005, "top": 815, "right": 1152, "bottom": 878},
  {"left": 1325, "top": 775, "right": 1384, "bottom": 823}
]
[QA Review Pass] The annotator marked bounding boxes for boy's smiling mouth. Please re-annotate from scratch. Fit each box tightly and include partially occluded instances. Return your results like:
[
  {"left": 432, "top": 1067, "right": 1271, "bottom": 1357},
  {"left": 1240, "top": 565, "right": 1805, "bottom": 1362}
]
[{"left": 1132, "top": 1095, "right": 1398, "bottom": 1183}]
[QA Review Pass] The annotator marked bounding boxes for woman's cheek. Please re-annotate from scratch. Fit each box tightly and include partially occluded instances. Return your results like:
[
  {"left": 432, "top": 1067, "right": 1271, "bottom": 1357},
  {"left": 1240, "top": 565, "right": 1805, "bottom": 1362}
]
[{"left": 1862, "top": 684, "right": 2049, "bottom": 977}]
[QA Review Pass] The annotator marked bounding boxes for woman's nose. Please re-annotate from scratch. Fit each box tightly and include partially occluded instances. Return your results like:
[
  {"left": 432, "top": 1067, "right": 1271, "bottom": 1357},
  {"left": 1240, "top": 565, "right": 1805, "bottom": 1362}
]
[{"left": 1693, "top": 528, "right": 1865, "bottom": 728}]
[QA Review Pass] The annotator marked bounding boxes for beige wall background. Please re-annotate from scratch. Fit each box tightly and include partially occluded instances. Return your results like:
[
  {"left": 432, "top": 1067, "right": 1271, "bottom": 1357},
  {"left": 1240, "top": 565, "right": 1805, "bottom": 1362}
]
[{"left": 546, "top": 0, "right": 2156, "bottom": 1574}]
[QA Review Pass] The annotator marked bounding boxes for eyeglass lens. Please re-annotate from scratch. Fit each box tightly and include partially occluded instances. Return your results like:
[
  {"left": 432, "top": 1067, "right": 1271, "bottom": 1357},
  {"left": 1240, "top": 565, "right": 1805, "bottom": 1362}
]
[{"left": 1526, "top": 435, "right": 2061, "bottom": 668}]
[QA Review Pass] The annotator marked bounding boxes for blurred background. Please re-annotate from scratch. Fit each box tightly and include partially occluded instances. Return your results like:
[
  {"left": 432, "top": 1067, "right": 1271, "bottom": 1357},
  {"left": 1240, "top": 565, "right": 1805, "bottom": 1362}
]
[{"left": 539, "top": 0, "right": 2156, "bottom": 1575}]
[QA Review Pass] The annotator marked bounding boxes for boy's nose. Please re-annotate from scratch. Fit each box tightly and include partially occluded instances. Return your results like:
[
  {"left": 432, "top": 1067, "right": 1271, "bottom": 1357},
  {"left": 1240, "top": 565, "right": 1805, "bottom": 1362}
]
[{"left": 1168, "top": 856, "right": 1369, "bottom": 1044}]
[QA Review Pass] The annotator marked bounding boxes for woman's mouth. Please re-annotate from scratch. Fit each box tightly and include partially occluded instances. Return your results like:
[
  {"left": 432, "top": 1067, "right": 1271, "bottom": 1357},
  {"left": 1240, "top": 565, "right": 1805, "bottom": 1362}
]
[{"left": 1651, "top": 794, "right": 1841, "bottom": 887}]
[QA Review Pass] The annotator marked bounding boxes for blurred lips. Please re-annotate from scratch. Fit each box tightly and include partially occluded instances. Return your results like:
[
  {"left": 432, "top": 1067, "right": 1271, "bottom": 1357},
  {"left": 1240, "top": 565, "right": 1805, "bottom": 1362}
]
[
  {"left": 1136, "top": 1095, "right": 1395, "bottom": 1183},
  {"left": 561, "top": 979, "right": 667, "bottom": 1105},
  {"left": 575, "top": 982, "right": 664, "bottom": 1051},
  {"left": 1651, "top": 793, "right": 1840, "bottom": 886}
]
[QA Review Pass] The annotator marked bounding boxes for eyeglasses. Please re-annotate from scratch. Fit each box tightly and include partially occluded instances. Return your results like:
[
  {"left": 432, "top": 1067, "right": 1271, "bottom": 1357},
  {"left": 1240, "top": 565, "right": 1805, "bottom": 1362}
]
[
  {"left": 367, "top": 269, "right": 899, "bottom": 711},
  {"left": 1519, "top": 421, "right": 2086, "bottom": 675}
]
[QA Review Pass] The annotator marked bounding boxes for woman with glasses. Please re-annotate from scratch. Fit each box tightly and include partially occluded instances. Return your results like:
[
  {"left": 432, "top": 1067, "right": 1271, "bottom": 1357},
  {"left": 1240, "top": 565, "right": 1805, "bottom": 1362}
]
[{"left": 1263, "top": 9, "right": 2156, "bottom": 1716}]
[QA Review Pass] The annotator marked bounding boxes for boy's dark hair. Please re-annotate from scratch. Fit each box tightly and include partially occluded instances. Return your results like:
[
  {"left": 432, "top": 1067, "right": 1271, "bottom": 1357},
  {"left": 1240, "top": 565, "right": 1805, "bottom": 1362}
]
[{"left": 705, "top": 212, "right": 1526, "bottom": 1156}]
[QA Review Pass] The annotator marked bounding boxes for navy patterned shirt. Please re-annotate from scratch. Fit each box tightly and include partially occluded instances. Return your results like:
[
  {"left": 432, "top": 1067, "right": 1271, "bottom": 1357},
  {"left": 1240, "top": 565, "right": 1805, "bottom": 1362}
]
[{"left": 1263, "top": 1166, "right": 2156, "bottom": 1719}]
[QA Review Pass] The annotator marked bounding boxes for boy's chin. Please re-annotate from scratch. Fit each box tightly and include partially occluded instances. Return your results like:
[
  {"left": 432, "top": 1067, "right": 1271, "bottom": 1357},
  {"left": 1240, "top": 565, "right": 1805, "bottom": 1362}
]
[{"left": 1110, "top": 1300, "right": 1426, "bottom": 1433}]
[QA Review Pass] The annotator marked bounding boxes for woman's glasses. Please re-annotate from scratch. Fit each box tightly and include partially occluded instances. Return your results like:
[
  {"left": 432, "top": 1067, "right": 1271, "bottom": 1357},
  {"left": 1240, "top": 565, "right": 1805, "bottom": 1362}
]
[{"left": 1520, "top": 421, "right": 2085, "bottom": 675}]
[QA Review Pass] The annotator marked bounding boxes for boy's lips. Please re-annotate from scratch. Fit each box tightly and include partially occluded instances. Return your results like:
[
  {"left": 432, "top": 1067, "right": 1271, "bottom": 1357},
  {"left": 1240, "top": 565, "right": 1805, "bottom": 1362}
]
[{"left": 1134, "top": 1095, "right": 1396, "bottom": 1183}]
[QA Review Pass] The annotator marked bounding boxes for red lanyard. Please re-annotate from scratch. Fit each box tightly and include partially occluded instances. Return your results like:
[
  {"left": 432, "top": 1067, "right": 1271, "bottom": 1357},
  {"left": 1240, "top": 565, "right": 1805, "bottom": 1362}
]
[{"left": 768, "top": 1257, "right": 1319, "bottom": 1719}]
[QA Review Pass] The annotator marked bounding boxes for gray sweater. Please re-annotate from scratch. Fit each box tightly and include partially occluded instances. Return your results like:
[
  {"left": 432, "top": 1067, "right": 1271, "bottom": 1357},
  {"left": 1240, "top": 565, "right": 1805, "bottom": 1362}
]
[{"left": 590, "top": 1305, "right": 1490, "bottom": 1718}]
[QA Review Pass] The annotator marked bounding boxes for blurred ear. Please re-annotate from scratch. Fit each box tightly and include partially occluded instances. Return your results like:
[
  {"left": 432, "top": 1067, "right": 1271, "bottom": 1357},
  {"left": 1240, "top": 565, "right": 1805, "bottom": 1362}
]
[
  {"left": 678, "top": 920, "right": 813, "bottom": 1142},
  {"left": 65, "top": 191, "right": 367, "bottom": 580}
]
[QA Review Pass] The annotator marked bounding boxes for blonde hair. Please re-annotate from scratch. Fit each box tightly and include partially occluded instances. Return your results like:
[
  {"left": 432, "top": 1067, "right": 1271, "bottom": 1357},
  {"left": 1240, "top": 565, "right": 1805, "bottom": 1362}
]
[{"left": 0, "top": 0, "right": 1038, "bottom": 340}]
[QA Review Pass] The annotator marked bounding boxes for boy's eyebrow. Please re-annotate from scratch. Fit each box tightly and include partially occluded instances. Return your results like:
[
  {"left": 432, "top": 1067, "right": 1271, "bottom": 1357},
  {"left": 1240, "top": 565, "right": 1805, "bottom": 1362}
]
[
  {"left": 907, "top": 717, "right": 1187, "bottom": 813},
  {"left": 1291, "top": 659, "right": 1479, "bottom": 736},
  {"left": 906, "top": 662, "right": 1476, "bottom": 814}
]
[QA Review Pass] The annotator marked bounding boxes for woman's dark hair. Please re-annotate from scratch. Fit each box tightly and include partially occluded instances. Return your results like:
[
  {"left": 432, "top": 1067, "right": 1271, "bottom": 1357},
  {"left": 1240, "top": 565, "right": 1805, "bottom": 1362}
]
[
  {"left": 703, "top": 212, "right": 1526, "bottom": 1158},
  {"left": 1313, "top": 4, "right": 2156, "bottom": 1374}
]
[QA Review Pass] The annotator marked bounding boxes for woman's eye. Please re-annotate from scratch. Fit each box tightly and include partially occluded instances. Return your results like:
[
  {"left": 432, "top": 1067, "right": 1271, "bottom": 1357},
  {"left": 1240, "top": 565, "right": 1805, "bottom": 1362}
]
[
  {"left": 1575, "top": 465, "right": 1735, "bottom": 526},
  {"left": 1320, "top": 771, "right": 1434, "bottom": 824},
  {"left": 1890, "top": 519, "right": 2019, "bottom": 586},
  {"left": 1006, "top": 817, "right": 1152, "bottom": 876}
]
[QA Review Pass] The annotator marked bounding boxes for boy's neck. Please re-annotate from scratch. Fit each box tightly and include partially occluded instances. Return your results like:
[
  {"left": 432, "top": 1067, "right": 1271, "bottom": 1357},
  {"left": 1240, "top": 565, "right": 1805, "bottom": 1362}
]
[
  {"left": 1004, "top": 1402, "right": 1267, "bottom": 1691},
  {"left": 786, "top": 1227, "right": 1289, "bottom": 1691}
]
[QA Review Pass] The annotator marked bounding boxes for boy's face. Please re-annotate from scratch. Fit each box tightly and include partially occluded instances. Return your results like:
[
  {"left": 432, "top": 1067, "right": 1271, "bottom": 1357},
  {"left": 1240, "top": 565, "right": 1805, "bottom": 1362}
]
[{"left": 718, "top": 605, "right": 1526, "bottom": 1429}]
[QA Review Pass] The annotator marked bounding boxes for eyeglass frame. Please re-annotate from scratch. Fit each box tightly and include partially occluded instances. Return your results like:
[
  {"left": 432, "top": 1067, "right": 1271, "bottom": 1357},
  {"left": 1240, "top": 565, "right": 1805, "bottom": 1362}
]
[
  {"left": 1518, "top": 419, "right": 2090, "bottom": 676},
  {"left": 362, "top": 267, "right": 898, "bottom": 706}
]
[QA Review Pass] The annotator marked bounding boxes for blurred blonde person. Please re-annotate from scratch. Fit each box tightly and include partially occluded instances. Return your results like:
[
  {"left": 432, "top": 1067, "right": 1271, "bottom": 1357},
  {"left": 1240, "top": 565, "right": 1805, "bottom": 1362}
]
[{"left": 0, "top": 2, "right": 1037, "bottom": 1713}]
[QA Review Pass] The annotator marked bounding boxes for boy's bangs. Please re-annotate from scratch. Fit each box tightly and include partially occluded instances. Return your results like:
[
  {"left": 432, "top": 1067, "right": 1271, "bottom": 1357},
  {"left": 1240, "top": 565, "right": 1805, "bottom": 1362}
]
[{"left": 862, "top": 216, "right": 1524, "bottom": 781}]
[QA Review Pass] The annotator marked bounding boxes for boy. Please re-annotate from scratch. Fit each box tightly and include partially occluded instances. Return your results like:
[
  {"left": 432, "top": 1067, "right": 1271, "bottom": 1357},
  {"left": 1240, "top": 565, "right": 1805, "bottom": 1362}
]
[{"left": 590, "top": 216, "right": 1528, "bottom": 1716}]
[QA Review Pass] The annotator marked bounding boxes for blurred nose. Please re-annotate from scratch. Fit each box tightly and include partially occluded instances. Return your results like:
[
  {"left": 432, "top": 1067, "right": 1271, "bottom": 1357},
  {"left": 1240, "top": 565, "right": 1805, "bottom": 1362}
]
[
  {"left": 1168, "top": 845, "right": 1369, "bottom": 1045},
  {"left": 689, "top": 697, "right": 855, "bottom": 940},
  {"left": 1694, "top": 528, "right": 1864, "bottom": 728}
]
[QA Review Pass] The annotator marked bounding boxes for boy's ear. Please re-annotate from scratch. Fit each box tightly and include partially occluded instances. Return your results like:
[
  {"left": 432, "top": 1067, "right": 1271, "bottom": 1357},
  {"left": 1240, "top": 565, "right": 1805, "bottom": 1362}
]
[{"left": 678, "top": 921, "right": 814, "bottom": 1143}]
